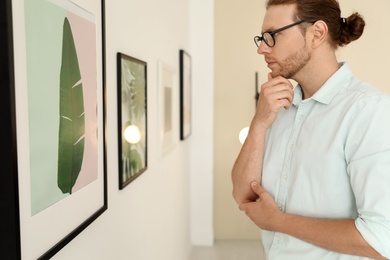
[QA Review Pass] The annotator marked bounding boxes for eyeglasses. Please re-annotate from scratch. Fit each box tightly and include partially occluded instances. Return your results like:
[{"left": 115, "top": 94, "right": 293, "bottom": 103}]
[{"left": 254, "top": 20, "right": 307, "bottom": 48}]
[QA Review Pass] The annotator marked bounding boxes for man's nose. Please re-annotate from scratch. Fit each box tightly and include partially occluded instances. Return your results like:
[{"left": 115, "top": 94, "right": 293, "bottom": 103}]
[{"left": 257, "top": 40, "right": 271, "bottom": 55}]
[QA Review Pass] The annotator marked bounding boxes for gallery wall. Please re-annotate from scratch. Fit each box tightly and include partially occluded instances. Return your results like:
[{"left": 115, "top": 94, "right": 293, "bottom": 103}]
[
  {"left": 54, "top": 0, "right": 214, "bottom": 259},
  {"left": 7, "top": 0, "right": 214, "bottom": 259},
  {"left": 7, "top": 0, "right": 390, "bottom": 258}
]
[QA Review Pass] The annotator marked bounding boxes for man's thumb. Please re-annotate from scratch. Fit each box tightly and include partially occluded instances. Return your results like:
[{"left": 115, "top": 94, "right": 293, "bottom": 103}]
[{"left": 251, "top": 181, "right": 263, "bottom": 195}]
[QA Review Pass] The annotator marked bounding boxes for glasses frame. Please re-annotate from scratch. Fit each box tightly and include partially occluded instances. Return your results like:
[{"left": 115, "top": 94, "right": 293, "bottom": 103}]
[{"left": 254, "top": 20, "right": 307, "bottom": 48}]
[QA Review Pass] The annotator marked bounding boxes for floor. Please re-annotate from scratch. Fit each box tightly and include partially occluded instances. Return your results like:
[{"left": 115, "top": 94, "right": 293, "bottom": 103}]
[{"left": 190, "top": 240, "right": 265, "bottom": 260}]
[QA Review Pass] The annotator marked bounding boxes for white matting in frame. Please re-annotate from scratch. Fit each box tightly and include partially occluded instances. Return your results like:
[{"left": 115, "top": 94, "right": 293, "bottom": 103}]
[{"left": 158, "top": 60, "right": 178, "bottom": 157}]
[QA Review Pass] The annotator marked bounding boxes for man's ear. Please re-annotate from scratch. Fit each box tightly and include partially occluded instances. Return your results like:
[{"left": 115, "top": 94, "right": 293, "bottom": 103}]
[{"left": 311, "top": 20, "right": 328, "bottom": 48}]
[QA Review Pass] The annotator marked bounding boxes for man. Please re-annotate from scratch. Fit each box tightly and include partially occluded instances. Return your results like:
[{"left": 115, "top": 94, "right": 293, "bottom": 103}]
[{"left": 231, "top": 0, "right": 390, "bottom": 259}]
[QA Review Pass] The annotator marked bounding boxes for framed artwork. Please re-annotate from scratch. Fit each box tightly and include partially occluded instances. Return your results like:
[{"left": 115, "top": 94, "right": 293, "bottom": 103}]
[
  {"left": 158, "top": 60, "right": 177, "bottom": 156},
  {"left": 179, "top": 49, "right": 192, "bottom": 140},
  {"left": 1, "top": 0, "right": 107, "bottom": 259},
  {"left": 117, "top": 53, "right": 148, "bottom": 189}
]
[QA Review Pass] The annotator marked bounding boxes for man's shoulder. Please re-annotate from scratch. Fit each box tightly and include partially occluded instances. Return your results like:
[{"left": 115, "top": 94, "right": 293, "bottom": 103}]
[{"left": 343, "top": 77, "right": 390, "bottom": 104}]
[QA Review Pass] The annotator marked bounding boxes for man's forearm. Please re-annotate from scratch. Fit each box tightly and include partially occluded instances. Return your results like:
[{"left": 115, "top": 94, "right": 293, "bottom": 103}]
[
  {"left": 276, "top": 214, "right": 385, "bottom": 259},
  {"left": 231, "top": 123, "right": 267, "bottom": 204},
  {"left": 232, "top": 74, "right": 294, "bottom": 204}
]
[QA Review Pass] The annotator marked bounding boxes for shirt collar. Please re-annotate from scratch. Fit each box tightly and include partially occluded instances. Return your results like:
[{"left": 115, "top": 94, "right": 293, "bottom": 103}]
[{"left": 293, "top": 62, "right": 353, "bottom": 106}]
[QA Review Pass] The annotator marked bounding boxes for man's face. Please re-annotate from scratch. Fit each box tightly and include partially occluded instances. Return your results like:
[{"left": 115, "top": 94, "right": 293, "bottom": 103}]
[{"left": 258, "top": 4, "right": 311, "bottom": 79}]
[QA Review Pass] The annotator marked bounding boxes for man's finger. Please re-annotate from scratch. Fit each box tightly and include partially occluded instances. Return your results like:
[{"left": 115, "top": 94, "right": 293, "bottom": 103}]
[
  {"left": 268, "top": 72, "right": 273, "bottom": 81},
  {"left": 250, "top": 181, "right": 265, "bottom": 197},
  {"left": 239, "top": 201, "right": 252, "bottom": 212}
]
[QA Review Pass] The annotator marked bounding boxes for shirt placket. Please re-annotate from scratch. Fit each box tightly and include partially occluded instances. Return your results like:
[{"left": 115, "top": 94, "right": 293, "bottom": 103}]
[{"left": 269, "top": 100, "right": 312, "bottom": 259}]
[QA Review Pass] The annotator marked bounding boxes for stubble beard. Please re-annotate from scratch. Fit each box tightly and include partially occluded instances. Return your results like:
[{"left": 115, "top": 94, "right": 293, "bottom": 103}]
[{"left": 272, "top": 44, "right": 311, "bottom": 79}]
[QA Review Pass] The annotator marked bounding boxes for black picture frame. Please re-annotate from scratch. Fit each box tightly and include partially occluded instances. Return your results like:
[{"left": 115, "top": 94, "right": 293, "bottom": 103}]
[
  {"left": 179, "top": 49, "right": 192, "bottom": 140},
  {"left": 117, "top": 53, "right": 148, "bottom": 189},
  {"left": 1, "top": 0, "right": 20, "bottom": 259},
  {"left": 1, "top": 0, "right": 107, "bottom": 259}
]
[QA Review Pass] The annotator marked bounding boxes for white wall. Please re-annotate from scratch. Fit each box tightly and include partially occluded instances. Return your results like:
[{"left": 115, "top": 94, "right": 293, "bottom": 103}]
[
  {"left": 12, "top": 0, "right": 214, "bottom": 259},
  {"left": 56, "top": 0, "right": 215, "bottom": 257},
  {"left": 54, "top": 0, "right": 192, "bottom": 259},
  {"left": 189, "top": 0, "right": 215, "bottom": 246}
]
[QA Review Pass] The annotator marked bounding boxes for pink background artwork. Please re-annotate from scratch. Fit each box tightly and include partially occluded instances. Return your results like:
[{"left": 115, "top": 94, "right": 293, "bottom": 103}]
[{"left": 67, "top": 11, "right": 98, "bottom": 193}]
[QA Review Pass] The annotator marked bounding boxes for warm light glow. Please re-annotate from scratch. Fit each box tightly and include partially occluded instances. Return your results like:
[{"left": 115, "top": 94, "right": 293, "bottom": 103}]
[
  {"left": 239, "top": 127, "right": 250, "bottom": 144},
  {"left": 124, "top": 125, "right": 141, "bottom": 144}
]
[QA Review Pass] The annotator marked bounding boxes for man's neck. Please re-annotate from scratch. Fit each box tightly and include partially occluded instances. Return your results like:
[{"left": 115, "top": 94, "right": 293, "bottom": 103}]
[{"left": 294, "top": 52, "right": 340, "bottom": 100}]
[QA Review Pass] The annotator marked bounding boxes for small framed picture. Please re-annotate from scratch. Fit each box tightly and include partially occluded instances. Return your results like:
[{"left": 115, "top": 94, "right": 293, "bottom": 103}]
[
  {"left": 179, "top": 49, "right": 192, "bottom": 140},
  {"left": 117, "top": 53, "right": 148, "bottom": 189}
]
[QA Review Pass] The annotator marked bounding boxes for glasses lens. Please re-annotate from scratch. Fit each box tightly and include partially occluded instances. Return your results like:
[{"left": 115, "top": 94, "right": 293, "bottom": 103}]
[{"left": 263, "top": 32, "right": 274, "bottom": 47}]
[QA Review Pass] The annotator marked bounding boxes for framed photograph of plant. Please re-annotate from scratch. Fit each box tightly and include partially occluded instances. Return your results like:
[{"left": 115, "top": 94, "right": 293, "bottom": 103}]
[
  {"left": 179, "top": 49, "right": 192, "bottom": 140},
  {"left": 117, "top": 53, "right": 148, "bottom": 189},
  {"left": 1, "top": 0, "right": 107, "bottom": 259}
]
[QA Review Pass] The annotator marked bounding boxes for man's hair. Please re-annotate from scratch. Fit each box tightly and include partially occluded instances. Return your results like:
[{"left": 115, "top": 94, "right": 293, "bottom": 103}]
[{"left": 266, "top": 0, "right": 365, "bottom": 49}]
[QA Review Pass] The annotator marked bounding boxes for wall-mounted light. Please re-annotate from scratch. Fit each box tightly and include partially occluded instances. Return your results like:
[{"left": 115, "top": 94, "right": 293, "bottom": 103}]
[
  {"left": 124, "top": 125, "right": 141, "bottom": 144},
  {"left": 239, "top": 126, "right": 249, "bottom": 144}
]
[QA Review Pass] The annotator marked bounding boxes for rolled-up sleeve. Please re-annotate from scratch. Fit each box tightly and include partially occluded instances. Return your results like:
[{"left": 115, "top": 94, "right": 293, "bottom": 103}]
[{"left": 346, "top": 96, "right": 390, "bottom": 258}]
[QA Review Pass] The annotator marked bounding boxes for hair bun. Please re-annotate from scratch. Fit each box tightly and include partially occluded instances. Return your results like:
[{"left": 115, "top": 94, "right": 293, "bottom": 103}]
[{"left": 339, "top": 13, "right": 365, "bottom": 47}]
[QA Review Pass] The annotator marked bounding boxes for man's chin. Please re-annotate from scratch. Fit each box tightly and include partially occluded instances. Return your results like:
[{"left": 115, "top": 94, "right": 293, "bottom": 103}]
[
  {"left": 271, "top": 70, "right": 294, "bottom": 80},
  {"left": 270, "top": 70, "right": 280, "bottom": 78}
]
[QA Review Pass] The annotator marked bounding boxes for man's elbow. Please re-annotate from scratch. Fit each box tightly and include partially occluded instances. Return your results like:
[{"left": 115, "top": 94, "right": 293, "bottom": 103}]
[{"left": 232, "top": 188, "right": 242, "bottom": 205}]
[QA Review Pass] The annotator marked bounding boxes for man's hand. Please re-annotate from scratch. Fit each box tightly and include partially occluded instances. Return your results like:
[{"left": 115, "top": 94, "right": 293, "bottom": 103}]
[
  {"left": 239, "top": 183, "right": 386, "bottom": 259},
  {"left": 254, "top": 73, "right": 294, "bottom": 129},
  {"left": 239, "top": 181, "right": 284, "bottom": 231},
  {"left": 231, "top": 74, "right": 293, "bottom": 205}
]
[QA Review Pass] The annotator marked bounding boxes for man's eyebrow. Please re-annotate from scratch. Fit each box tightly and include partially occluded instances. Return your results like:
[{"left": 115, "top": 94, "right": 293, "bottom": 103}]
[{"left": 261, "top": 26, "right": 274, "bottom": 34}]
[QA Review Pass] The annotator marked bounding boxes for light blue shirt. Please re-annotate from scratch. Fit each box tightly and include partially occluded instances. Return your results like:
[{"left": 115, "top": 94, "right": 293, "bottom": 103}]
[{"left": 261, "top": 63, "right": 390, "bottom": 259}]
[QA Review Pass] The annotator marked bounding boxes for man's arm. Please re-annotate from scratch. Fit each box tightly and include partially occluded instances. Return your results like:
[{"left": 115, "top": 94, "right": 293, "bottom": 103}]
[
  {"left": 240, "top": 182, "right": 386, "bottom": 259},
  {"left": 231, "top": 123, "right": 267, "bottom": 204},
  {"left": 232, "top": 74, "right": 294, "bottom": 204},
  {"left": 279, "top": 215, "right": 386, "bottom": 260}
]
